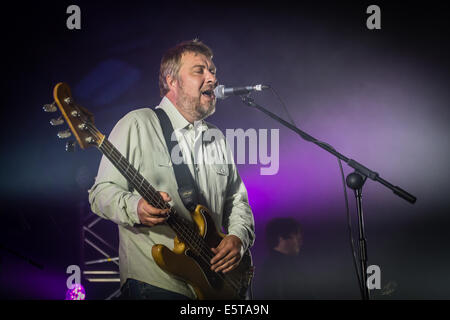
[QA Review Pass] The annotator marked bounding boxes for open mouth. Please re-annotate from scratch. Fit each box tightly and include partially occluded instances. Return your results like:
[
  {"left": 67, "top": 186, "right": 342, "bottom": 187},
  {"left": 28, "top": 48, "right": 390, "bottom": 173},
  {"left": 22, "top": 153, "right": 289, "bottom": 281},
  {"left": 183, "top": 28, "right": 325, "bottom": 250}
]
[{"left": 201, "top": 89, "right": 215, "bottom": 99}]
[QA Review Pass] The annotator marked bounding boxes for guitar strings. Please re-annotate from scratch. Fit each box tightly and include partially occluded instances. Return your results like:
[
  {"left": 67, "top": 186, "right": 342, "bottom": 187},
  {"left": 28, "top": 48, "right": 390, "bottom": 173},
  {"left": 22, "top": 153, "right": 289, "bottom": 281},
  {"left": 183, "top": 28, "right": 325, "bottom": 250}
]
[
  {"left": 72, "top": 102, "right": 243, "bottom": 291},
  {"left": 99, "top": 138, "right": 241, "bottom": 292},
  {"left": 100, "top": 138, "right": 208, "bottom": 253},
  {"left": 81, "top": 120, "right": 242, "bottom": 292}
]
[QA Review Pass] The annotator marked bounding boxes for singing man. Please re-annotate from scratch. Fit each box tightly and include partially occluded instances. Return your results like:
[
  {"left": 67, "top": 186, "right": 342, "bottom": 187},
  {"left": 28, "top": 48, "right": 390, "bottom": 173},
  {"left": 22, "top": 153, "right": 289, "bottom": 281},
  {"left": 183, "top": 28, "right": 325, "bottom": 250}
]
[{"left": 88, "top": 39, "right": 255, "bottom": 300}]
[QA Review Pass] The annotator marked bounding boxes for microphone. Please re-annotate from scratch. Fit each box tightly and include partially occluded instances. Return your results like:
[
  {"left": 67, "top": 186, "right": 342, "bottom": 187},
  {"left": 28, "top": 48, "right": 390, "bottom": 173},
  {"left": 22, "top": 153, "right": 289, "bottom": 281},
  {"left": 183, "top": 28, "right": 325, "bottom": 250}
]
[{"left": 214, "top": 84, "right": 269, "bottom": 100}]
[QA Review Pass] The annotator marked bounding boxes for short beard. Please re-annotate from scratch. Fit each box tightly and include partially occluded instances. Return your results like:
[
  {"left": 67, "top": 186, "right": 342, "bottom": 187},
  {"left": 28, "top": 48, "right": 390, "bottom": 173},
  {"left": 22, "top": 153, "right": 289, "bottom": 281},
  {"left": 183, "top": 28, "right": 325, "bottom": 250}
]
[{"left": 176, "top": 79, "right": 216, "bottom": 121}]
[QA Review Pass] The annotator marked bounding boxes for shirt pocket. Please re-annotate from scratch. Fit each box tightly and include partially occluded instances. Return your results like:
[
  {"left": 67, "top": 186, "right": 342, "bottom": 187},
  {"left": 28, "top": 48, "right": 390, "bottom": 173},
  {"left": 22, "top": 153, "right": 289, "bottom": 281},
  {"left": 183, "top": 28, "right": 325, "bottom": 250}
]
[
  {"left": 157, "top": 158, "right": 172, "bottom": 168},
  {"left": 153, "top": 148, "right": 173, "bottom": 185},
  {"left": 155, "top": 146, "right": 173, "bottom": 168},
  {"left": 214, "top": 164, "right": 229, "bottom": 177},
  {"left": 213, "top": 164, "right": 229, "bottom": 197}
]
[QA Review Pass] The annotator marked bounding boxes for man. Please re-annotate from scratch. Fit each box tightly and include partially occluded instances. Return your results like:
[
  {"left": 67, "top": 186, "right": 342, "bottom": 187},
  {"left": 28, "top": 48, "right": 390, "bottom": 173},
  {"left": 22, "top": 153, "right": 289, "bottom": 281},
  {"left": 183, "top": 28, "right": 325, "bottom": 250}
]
[
  {"left": 265, "top": 218, "right": 302, "bottom": 256},
  {"left": 88, "top": 40, "right": 255, "bottom": 300},
  {"left": 257, "top": 217, "right": 314, "bottom": 299}
]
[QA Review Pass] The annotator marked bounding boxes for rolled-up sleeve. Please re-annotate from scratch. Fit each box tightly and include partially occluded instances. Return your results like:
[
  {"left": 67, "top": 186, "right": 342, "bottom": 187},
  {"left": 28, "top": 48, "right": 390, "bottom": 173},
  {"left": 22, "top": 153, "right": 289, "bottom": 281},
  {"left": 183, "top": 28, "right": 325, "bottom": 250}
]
[{"left": 88, "top": 114, "right": 143, "bottom": 227}]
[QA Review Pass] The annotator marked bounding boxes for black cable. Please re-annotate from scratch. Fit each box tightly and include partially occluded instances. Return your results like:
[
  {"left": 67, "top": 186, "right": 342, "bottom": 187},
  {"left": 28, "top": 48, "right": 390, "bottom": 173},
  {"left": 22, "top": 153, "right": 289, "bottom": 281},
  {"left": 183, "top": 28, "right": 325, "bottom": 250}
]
[{"left": 266, "top": 85, "right": 364, "bottom": 296}]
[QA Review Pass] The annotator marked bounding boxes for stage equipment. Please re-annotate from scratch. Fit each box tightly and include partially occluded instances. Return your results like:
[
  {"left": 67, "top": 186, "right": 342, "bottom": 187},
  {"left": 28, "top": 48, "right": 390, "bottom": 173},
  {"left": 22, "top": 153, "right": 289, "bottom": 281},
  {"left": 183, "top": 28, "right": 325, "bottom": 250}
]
[
  {"left": 238, "top": 91, "right": 416, "bottom": 300},
  {"left": 214, "top": 84, "right": 269, "bottom": 99},
  {"left": 81, "top": 208, "right": 121, "bottom": 300}
]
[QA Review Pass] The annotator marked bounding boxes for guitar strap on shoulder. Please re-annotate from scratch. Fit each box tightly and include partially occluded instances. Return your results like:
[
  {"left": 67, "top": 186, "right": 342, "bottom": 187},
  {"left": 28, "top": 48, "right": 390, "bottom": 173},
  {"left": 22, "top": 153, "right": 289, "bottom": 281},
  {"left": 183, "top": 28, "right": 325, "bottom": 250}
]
[{"left": 154, "top": 108, "right": 199, "bottom": 212}]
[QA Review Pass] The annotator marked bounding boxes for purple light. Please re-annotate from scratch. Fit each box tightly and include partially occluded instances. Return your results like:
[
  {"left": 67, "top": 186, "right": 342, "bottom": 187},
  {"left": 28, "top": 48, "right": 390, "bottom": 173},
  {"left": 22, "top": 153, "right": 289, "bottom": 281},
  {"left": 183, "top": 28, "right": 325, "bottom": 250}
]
[{"left": 65, "top": 284, "right": 86, "bottom": 300}]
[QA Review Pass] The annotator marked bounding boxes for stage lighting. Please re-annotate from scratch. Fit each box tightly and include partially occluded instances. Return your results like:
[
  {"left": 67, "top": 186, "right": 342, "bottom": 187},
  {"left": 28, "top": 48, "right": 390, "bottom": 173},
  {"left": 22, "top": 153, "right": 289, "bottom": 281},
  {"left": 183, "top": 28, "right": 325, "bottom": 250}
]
[{"left": 65, "top": 284, "right": 86, "bottom": 300}]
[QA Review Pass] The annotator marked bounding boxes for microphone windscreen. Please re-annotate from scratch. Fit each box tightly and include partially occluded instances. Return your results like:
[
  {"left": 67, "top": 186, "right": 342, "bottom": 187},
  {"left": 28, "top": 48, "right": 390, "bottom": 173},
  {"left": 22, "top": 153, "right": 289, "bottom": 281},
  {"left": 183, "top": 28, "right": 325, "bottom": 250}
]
[{"left": 214, "top": 85, "right": 226, "bottom": 100}]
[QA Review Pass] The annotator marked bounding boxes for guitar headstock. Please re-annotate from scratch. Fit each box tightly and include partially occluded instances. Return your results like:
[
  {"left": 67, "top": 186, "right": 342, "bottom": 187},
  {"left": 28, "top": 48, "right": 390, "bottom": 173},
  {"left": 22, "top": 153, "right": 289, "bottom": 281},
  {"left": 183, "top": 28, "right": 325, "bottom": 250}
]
[{"left": 45, "top": 82, "right": 104, "bottom": 150}]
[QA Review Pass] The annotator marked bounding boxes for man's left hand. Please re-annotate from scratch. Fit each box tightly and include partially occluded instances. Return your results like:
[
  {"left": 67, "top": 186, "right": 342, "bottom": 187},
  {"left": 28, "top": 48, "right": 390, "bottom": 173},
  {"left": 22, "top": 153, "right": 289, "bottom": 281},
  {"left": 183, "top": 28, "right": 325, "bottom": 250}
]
[{"left": 210, "top": 235, "right": 243, "bottom": 274}]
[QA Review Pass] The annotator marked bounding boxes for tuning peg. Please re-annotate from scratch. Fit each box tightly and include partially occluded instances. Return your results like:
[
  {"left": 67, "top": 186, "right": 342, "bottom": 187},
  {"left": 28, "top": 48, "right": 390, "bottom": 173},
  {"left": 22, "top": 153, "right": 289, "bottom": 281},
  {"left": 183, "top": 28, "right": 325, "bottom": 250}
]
[
  {"left": 50, "top": 116, "right": 64, "bottom": 126},
  {"left": 71, "top": 110, "right": 80, "bottom": 117},
  {"left": 43, "top": 102, "right": 57, "bottom": 112},
  {"left": 64, "top": 97, "right": 74, "bottom": 105},
  {"left": 57, "top": 129, "right": 72, "bottom": 139},
  {"left": 78, "top": 123, "right": 88, "bottom": 130},
  {"left": 85, "top": 137, "right": 96, "bottom": 144},
  {"left": 65, "top": 141, "right": 76, "bottom": 152}
]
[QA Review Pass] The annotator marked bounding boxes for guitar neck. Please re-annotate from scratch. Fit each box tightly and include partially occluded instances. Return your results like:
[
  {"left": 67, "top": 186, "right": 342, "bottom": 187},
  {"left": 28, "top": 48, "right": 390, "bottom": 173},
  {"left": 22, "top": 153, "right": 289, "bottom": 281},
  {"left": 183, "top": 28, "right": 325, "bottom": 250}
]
[
  {"left": 50, "top": 82, "right": 203, "bottom": 251},
  {"left": 98, "top": 139, "right": 165, "bottom": 209},
  {"left": 97, "top": 138, "right": 196, "bottom": 241}
]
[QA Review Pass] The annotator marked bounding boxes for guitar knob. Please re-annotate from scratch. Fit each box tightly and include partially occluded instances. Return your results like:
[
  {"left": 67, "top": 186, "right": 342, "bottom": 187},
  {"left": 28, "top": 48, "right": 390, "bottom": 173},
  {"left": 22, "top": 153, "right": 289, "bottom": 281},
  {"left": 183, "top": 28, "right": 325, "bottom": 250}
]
[
  {"left": 57, "top": 129, "right": 72, "bottom": 139},
  {"left": 43, "top": 102, "right": 57, "bottom": 112},
  {"left": 50, "top": 116, "right": 64, "bottom": 126},
  {"left": 65, "top": 141, "right": 76, "bottom": 152}
]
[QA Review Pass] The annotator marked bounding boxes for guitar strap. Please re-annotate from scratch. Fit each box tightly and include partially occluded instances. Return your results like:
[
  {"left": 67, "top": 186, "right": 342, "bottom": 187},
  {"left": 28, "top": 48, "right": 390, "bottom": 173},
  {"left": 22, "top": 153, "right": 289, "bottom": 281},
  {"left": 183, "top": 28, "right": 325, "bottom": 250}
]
[{"left": 154, "top": 108, "right": 199, "bottom": 212}]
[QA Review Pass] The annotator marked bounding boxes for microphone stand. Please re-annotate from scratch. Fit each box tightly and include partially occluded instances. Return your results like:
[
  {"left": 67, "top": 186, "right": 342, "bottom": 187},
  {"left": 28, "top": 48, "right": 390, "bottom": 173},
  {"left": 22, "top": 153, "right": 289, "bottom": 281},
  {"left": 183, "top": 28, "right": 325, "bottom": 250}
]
[{"left": 239, "top": 95, "right": 416, "bottom": 300}]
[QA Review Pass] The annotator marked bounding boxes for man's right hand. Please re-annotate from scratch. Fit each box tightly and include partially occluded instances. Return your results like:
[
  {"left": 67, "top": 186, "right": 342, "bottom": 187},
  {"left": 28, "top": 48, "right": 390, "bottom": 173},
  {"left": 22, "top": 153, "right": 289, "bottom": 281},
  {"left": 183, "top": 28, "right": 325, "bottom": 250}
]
[{"left": 137, "top": 191, "right": 171, "bottom": 227}]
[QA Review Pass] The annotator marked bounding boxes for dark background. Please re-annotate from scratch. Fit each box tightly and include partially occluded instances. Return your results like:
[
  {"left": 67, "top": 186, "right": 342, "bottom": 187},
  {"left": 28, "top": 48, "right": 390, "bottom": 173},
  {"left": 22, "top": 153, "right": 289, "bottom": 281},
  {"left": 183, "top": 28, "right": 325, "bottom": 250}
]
[{"left": 0, "top": 0, "right": 449, "bottom": 299}]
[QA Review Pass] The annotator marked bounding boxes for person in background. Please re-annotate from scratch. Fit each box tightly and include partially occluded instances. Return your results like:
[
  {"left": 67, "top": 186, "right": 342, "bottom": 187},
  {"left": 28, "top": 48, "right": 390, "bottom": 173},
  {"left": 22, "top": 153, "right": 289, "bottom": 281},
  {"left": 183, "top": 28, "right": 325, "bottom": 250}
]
[{"left": 257, "top": 217, "right": 314, "bottom": 299}]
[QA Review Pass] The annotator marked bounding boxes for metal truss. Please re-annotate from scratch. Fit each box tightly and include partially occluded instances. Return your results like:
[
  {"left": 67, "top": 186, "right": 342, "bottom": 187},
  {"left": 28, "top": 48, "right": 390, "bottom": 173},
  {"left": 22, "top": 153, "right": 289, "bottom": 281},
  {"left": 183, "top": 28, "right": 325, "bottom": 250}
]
[{"left": 82, "top": 213, "right": 121, "bottom": 300}]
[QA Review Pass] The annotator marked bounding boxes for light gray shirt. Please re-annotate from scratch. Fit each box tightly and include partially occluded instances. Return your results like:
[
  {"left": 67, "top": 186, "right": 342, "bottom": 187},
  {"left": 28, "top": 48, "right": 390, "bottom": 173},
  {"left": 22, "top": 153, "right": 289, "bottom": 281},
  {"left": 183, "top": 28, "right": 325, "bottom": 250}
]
[{"left": 88, "top": 97, "right": 255, "bottom": 299}]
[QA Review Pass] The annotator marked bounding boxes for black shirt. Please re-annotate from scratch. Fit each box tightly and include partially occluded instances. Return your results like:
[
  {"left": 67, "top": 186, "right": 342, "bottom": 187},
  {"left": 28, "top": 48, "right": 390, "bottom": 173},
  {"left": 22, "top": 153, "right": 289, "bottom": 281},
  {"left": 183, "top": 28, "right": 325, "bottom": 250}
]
[{"left": 256, "top": 250, "right": 315, "bottom": 299}]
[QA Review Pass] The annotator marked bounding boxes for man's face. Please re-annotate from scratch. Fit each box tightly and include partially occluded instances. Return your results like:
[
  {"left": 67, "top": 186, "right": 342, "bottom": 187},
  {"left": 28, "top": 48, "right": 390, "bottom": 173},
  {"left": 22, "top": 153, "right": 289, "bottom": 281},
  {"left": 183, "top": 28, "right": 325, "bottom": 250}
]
[
  {"left": 282, "top": 232, "right": 303, "bottom": 256},
  {"left": 171, "top": 51, "right": 218, "bottom": 121}
]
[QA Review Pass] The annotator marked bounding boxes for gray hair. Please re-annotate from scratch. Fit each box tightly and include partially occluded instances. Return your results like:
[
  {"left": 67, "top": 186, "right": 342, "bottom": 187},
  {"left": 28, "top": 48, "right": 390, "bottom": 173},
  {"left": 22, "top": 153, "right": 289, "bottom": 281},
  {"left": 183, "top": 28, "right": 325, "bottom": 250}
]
[{"left": 159, "top": 39, "right": 213, "bottom": 97}]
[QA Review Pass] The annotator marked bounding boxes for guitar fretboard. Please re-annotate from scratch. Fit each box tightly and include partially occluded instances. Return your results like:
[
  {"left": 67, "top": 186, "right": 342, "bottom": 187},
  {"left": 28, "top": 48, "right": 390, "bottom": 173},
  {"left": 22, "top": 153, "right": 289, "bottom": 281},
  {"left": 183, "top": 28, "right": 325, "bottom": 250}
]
[
  {"left": 97, "top": 138, "right": 206, "bottom": 253},
  {"left": 99, "top": 139, "right": 164, "bottom": 208}
]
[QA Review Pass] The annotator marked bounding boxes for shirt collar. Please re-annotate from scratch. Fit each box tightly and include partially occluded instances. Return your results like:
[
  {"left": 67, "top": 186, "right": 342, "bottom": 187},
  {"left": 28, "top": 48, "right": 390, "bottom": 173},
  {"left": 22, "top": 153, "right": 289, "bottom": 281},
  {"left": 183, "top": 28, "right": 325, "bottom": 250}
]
[{"left": 157, "top": 96, "right": 208, "bottom": 133}]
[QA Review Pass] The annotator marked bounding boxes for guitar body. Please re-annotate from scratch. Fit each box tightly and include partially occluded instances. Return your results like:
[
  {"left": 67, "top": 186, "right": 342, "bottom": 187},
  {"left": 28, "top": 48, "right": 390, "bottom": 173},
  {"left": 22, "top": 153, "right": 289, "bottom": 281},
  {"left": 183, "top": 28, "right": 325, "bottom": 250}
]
[{"left": 151, "top": 204, "right": 253, "bottom": 300}]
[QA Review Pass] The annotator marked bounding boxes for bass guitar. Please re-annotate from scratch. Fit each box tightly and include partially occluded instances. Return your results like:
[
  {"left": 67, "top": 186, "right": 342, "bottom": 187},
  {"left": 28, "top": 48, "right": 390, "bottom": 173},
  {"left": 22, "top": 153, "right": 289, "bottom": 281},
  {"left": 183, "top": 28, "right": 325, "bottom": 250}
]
[{"left": 45, "top": 82, "right": 254, "bottom": 299}]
